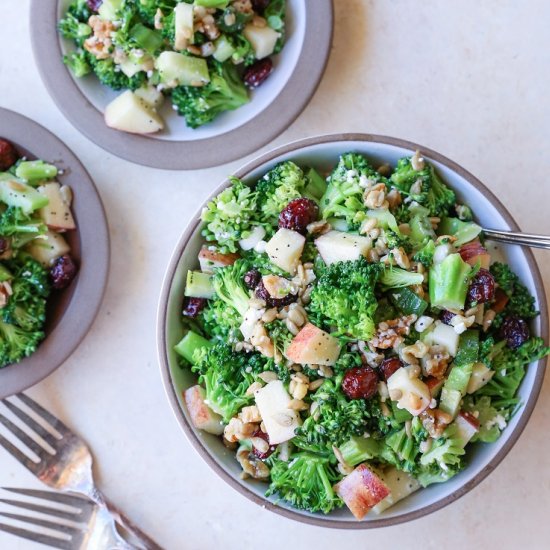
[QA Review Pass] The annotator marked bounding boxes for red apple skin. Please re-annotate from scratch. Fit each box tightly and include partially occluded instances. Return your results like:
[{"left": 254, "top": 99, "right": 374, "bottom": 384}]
[
  {"left": 492, "top": 289, "right": 510, "bottom": 313},
  {"left": 425, "top": 376, "right": 445, "bottom": 396},
  {"left": 455, "top": 410, "right": 480, "bottom": 446},
  {"left": 183, "top": 385, "right": 223, "bottom": 435},
  {"left": 334, "top": 464, "right": 391, "bottom": 520},
  {"left": 459, "top": 240, "right": 491, "bottom": 270},
  {"left": 458, "top": 410, "right": 480, "bottom": 430},
  {"left": 286, "top": 323, "right": 318, "bottom": 363},
  {"left": 199, "top": 247, "right": 240, "bottom": 268}
]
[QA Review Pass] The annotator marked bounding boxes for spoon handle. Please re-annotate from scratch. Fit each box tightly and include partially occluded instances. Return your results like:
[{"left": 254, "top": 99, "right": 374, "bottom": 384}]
[{"left": 483, "top": 229, "right": 550, "bottom": 250}]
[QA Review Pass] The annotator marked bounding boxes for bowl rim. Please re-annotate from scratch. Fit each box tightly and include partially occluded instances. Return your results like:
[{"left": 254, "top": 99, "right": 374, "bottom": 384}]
[
  {"left": 157, "top": 133, "right": 548, "bottom": 528},
  {"left": 30, "top": 0, "right": 334, "bottom": 170},
  {"left": 0, "top": 107, "right": 110, "bottom": 397}
]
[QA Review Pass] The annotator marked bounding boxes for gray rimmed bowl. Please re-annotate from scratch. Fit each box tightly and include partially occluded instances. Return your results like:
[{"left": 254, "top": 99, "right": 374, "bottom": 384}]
[
  {"left": 157, "top": 134, "right": 548, "bottom": 527},
  {"left": 0, "top": 108, "right": 110, "bottom": 398},
  {"left": 31, "top": 0, "right": 333, "bottom": 170}
]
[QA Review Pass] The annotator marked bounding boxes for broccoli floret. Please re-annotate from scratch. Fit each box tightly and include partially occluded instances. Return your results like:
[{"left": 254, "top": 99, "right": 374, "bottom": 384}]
[
  {"left": 294, "top": 377, "right": 382, "bottom": 451},
  {"left": 265, "top": 452, "right": 342, "bottom": 514},
  {"left": 211, "top": 259, "right": 251, "bottom": 318},
  {"left": 201, "top": 177, "right": 258, "bottom": 253},
  {"left": 66, "top": 0, "right": 92, "bottom": 21},
  {"left": 255, "top": 161, "right": 310, "bottom": 225},
  {"left": 379, "top": 265, "right": 424, "bottom": 289},
  {"left": 264, "top": 319, "right": 293, "bottom": 359},
  {"left": 58, "top": 13, "right": 92, "bottom": 44},
  {"left": 0, "top": 321, "right": 44, "bottom": 367},
  {"left": 385, "top": 229, "right": 413, "bottom": 253},
  {"left": 462, "top": 395, "right": 502, "bottom": 443},
  {"left": 171, "top": 61, "right": 249, "bottom": 129},
  {"left": 191, "top": 343, "right": 266, "bottom": 422},
  {"left": 201, "top": 297, "right": 241, "bottom": 342},
  {"left": 320, "top": 153, "right": 385, "bottom": 227},
  {"left": 89, "top": 57, "right": 146, "bottom": 91},
  {"left": 490, "top": 262, "right": 538, "bottom": 325},
  {"left": 0, "top": 207, "right": 46, "bottom": 248},
  {"left": 476, "top": 337, "right": 550, "bottom": 412},
  {"left": 216, "top": 6, "right": 253, "bottom": 33},
  {"left": 135, "top": 0, "right": 179, "bottom": 27},
  {"left": 413, "top": 239, "right": 436, "bottom": 267},
  {"left": 64, "top": 50, "right": 92, "bottom": 78},
  {"left": 390, "top": 157, "right": 456, "bottom": 218},
  {"left": 428, "top": 253, "right": 472, "bottom": 310},
  {"left": 308, "top": 257, "right": 382, "bottom": 340}
]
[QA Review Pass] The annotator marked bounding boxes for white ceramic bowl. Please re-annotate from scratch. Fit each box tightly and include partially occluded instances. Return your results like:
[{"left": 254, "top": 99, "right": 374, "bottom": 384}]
[{"left": 158, "top": 134, "right": 548, "bottom": 527}]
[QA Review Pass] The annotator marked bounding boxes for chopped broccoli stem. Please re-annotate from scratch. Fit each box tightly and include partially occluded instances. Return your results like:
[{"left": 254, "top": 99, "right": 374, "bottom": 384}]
[{"left": 429, "top": 253, "right": 472, "bottom": 310}]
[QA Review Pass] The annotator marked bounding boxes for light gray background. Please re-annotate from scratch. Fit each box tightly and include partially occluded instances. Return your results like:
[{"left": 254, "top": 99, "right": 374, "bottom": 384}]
[{"left": 1, "top": 1, "right": 549, "bottom": 548}]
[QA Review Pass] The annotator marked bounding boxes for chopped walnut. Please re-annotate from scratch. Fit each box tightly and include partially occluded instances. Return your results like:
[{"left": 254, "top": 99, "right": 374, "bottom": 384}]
[
  {"left": 223, "top": 417, "right": 257, "bottom": 443},
  {"left": 237, "top": 447, "right": 270, "bottom": 479},
  {"left": 84, "top": 16, "right": 115, "bottom": 60},
  {"left": 250, "top": 322, "right": 275, "bottom": 358},
  {"left": 370, "top": 315, "right": 417, "bottom": 349},
  {"left": 400, "top": 340, "right": 429, "bottom": 365},
  {"left": 420, "top": 408, "right": 452, "bottom": 439},
  {"left": 422, "top": 344, "right": 451, "bottom": 378}
]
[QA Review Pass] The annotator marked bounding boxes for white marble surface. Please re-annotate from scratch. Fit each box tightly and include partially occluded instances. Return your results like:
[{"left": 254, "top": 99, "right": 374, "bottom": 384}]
[{"left": 1, "top": 1, "right": 550, "bottom": 548}]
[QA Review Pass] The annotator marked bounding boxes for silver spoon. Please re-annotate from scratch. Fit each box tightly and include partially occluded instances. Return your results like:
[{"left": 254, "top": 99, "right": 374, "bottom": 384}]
[{"left": 483, "top": 229, "right": 550, "bottom": 250}]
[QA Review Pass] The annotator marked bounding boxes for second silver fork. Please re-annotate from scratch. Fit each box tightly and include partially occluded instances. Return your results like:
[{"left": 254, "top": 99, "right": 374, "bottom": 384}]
[{"left": 0, "top": 394, "right": 161, "bottom": 550}]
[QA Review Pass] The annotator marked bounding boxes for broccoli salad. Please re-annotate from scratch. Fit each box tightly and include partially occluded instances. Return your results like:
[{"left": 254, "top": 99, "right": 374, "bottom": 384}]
[
  {"left": 59, "top": 0, "right": 286, "bottom": 133},
  {"left": 175, "top": 151, "right": 550, "bottom": 518},
  {"left": 0, "top": 138, "right": 78, "bottom": 368}
]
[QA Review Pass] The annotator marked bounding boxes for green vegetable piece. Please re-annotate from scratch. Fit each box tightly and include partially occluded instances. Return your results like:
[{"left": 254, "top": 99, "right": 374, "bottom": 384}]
[
  {"left": 339, "top": 436, "right": 381, "bottom": 466},
  {"left": 213, "top": 35, "right": 236, "bottom": 63},
  {"left": 390, "top": 400, "right": 413, "bottom": 423},
  {"left": 305, "top": 168, "right": 327, "bottom": 201},
  {"left": 194, "top": 0, "right": 229, "bottom": 8},
  {"left": 440, "top": 363, "right": 473, "bottom": 418},
  {"left": 0, "top": 264, "right": 13, "bottom": 282},
  {"left": 438, "top": 217, "right": 482, "bottom": 247},
  {"left": 379, "top": 266, "right": 424, "bottom": 289},
  {"left": 389, "top": 287, "right": 428, "bottom": 316},
  {"left": 409, "top": 214, "right": 435, "bottom": 244},
  {"left": 156, "top": 52, "right": 210, "bottom": 87},
  {"left": 63, "top": 50, "right": 92, "bottom": 78},
  {"left": 130, "top": 23, "right": 164, "bottom": 54},
  {"left": 15, "top": 161, "right": 58, "bottom": 183},
  {"left": 454, "top": 330, "right": 479, "bottom": 367},
  {"left": 185, "top": 271, "right": 215, "bottom": 299},
  {"left": 0, "top": 177, "right": 49, "bottom": 214},
  {"left": 98, "top": 0, "right": 123, "bottom": 20},
  {"left": 439, "top": 388, "right": 463, "bottom": 419},
  {"left": 429, "top": 253, "right": 472, "bottom": 310},
  {"left": 174, "top": 330, "right": 212, "bottom": 364}
]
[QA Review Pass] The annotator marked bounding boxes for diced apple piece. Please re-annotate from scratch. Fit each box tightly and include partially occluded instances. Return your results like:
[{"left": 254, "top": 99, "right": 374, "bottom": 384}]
[
  {"left": 240, "top": 307, "right": 264, "bottom": 341},
  {"left": 459, "top": 240, "right": 491, "bottom": 270},
  {"left": 387, "top": 367, "right": 431, "bottom": 416},
  {"left": 238, "top": 225, "right": 266, "bottom": 251},
  {"left": 265, "top": 228, "right": 305, "bottom": 275},
  {"left": 198, "top": 247, "right": 240, "bottom": 273},
  {"left": 26, "top": 231, "right": 70, "bottom": 267},
  {"left": 334, "top": 464, "right": 390, "bottom": 520},
  {"left": 243, "top": 24, "right": 280, "bottom": 59},
  {"left": 492, "top": 288, "right": 509, "bottom": 314},
  {"left": 184, "top": 385, "right": 224, "bottom": 435},
  {"left": 105, "top": 91, "right": 164, "bottom": 134},
  {"left": 315, "top": 230, "right": 372, "bottom": 266},
  {"left": 174, "top": 2, "right": 194, "bottom": 50},
  {"left": 372, "top": 468, "right": 421, "bottom": 514},
  {"left": 425, "top": 376, "right": 445, "bottom": 397},
  {"left": 254, "top": 380, "right": 301, "bottom": 445},
  {"left": 134, "top": 85, "right": 164, "bottom": 109},
  {"left": 455, "top": 411, "right": 480, "bottom": 447},
  {"left": 37, "top": 182, "right": 76, "bottom": 232},
  {"left": 423, "top": 322, "right": 459, "bottom": 356},
  {"left": 466, "top": 362, "right": 495, "bottom": 394},
  {"left": 286, "top": 323, "right": 341, "bottom": 366}
]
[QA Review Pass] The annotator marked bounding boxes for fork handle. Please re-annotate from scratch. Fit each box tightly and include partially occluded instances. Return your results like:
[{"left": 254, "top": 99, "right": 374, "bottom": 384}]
[{"left": 88, "top": 488, "right": 163, "bottom": 550}]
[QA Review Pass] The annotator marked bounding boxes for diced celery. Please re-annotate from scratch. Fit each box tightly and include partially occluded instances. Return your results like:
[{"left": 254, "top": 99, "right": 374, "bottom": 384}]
[
  {"left": 454, "top": 330, "right": 479, "bottom": 367},
  {"left": 389, "top": 287, "right": 428, "bottom": 316},
  {"left": 15, "top": 161, "right": 57, "bottom": 183},
  {"left": 130, "top": 24, "right": 164, "bottom": 54}
]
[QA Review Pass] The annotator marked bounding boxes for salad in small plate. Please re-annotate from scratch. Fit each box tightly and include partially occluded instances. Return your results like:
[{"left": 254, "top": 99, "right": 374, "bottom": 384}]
[{"left": 174, "top": 151, "right": 549, "bottom": 518}]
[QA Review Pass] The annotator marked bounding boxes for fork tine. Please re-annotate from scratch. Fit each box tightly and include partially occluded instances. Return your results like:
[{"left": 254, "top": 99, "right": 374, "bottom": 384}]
[
  {"left": 0, "top": 512, "right": 79, "bottom": 537},
  {"left": 15, "top": 394, "right": 71, "bottom": 437},
  {"left": 2, "top": 488, "right": 93, "bottom": 511},
  {"left": 0, "top": 433, "right": 39, "bottom": 472},
  {"left": 2, "top": 397, "right": 61, "bottom": 447},
  {"left": 0, "top": 498, "right": 80, "bottom": 521},
  {"left": 0, "top": 411, "right": 52, "bottom": 457},
  {"left": 0, "top": 522, "right": 73, "bottom": 550}
]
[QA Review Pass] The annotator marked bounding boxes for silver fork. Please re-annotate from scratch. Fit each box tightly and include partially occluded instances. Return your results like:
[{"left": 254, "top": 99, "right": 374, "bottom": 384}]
[
  {"left": 483, "top": 228, "right": 550, "bottom": 250},
  {"left": 0, "top": 394, "right": 161, "bottom": 550},
  {"left": 0, "top": 488, "right": 132, "bottom": 549}
]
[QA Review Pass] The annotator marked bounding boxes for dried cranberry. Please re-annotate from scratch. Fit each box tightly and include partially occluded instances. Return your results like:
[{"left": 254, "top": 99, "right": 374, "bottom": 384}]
[
  {"left": 243, "top": 269, "right": 262, "bottom": 290},
  {"left": 500, "top": 315, "right": 530, "bottom": 349},
  {"left": 0, "top": 238, "right": 9, "bottom": 256},
  {"left": 255, "top": 279, "right": 297, "bottom": 307},
  {"left": 0, "top": 139, "right": 18, "bottom": 171},
  {"left": 278, "top": 198, "right": 319, "bottom": 235},
  {"left": 467, "top": 268, "right": 496, "bottom": 304},
  {"left": 440, "top": 310, "right": 456, "bottom": 325},
  {"left": 86, "top": 0, "right": 103, "bottom": 11},
  {"left": 252, "top": 0, "right": 270, "bottom": 12},
  {"left": 342, "top": 367, "right": 379, "bottom": 400},
  {"left": 182, "top": 297, "right": 207, "bottom": 318},
  {"left": 50, "top": 255, "right": 78, "bottom": 290},
  {"left": 379, "top": 357, "right": 403, "bottom": 381},
  {"left": 251, "top": 428, "right": 277, "bottom": 460},
  {"left": 243, "top": 58, "right": 273, "bottom": 88}
]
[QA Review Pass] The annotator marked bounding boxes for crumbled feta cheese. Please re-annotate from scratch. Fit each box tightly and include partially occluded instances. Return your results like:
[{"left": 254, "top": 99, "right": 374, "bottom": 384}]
[{"left": 254, "top": 240, "right": 267, "bottom": 254}]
